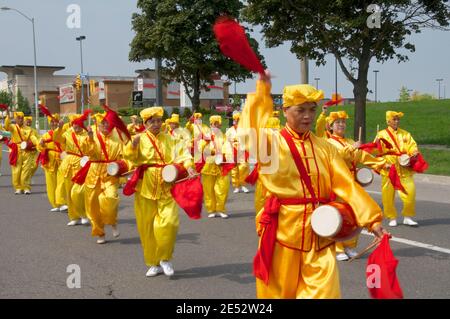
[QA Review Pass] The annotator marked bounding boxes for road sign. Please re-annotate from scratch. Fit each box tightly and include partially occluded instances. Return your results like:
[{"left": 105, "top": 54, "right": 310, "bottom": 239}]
[{"left": 133, "top": 91, "right": 143, "bottom": 102}]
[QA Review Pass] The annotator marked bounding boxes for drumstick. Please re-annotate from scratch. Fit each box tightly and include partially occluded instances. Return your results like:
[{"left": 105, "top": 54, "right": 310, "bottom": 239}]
[
  {"left": 175, "top": 173, "right": 201, "bottom": 184},
  {"left": 376, "top": 124, "right": 380, "bottom": 133},
  {"left": 358, "top": 126, "right": 362, "bottom": 142},
  {"left": 349, "top": 238, "right": 381, "bottom": 262}
]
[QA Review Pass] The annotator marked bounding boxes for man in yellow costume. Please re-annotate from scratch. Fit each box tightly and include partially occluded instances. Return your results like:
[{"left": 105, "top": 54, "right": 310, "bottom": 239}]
[
  {"left": 324, "top": 111, "right": 388, "bottom": 261},
  {"left": 3, "top": 112, "right": 39, "bottom": 194},
  {"left": 239, "top": 71, "right": 388, "bottom": 299},
  {"left": 37, "top": 113, "right": 68, "bottom": 212},
  {"left": 226, "top": 112, "right": 250, "bottom": 194},
  {"left": 375, "top": 111, "right": 420, "bottom": 227},
  {"left": 54, "top": 112, "right": 91, "bottom": 226},
  {"left": 200, "top": 115, "right": 233, "bottom": 219},
  {"left": 76, "top": 108, "right": 129, "bottom": 244},
  {"left": 124, "top": 106, "right": 195, "bottom": 277}
]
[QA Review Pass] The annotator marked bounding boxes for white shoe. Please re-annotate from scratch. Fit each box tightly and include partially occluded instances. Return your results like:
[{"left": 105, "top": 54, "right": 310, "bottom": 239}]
[
  {"left": 112, "top": 226, "right": 120, "bottom": 238},
  {"left": 159, "top": 261, "right": 174, "bottom": 277},
  {"left": 50, "top": 207, "right": 60, "bottom": 212},
  {"left": 403, "top": 217, "right": 418, "bottom": 226},
  {"left": 24, "top": 190, "right": 31, "bottom": 195},
  {"left": 96, "top": 236, "right": 106, "bottom": 244},
  {"left": 14, "top": 190, "right": 22, "bottom": 195},
  {"left": 59, "top": 205, "right": 68, "bottom": 211},
  {"left": 81, "top": 218, "right": 90, "bottom": 225},
  {"left": 208, "top": 213, "right": 216, "bottom": 218},
  {"left": 344, "top": 248, "right": 358, "bottom": 259},
  {"left": 336, "top": 253, "right": 349, "bottom": 261},
  {"left": 241, "top": 186, "right": 249, "bottom": 193},
  {"left": 388, "top": 219, "right": 398, "bottom": 227},
  {"left": 233, "top": 188, "right": 240, "bottom": 194},
  {"left": 218, "top": 212, "right": 229, "bottom": 219},
  {"left": 146, "top": 265, "right": 163, "bottom": 277},
  {"left": 67, "top": 219, "right": 80, "bottom": 226}
]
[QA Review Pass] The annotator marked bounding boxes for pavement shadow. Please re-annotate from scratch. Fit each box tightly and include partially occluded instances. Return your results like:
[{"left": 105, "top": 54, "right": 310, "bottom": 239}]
[
  {"left": 172, "top": 262, "right": 254, "bottom": 284},
  {"left": 414, "top": 218, "right": 450, "bottom": 227},
  {"left": 391, "top": 246, "right": 450, "bottom": 260},
  {"left": 177, "top": 233, "right": 201, "bottom": 245},
  {"left": 115, "top": 237, "right": 141, "bottom": 245},
  {"left": 228, "top": 212, "right": 256, "bottom": 219},
  {"left": 118, "top": 218, "right": 136, "bottom": 226}
]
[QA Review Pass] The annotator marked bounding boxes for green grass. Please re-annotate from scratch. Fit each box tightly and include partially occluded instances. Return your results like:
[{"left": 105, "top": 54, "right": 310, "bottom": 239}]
[{"left": 419, "top": 148, "right": 450, "bottom": 176}]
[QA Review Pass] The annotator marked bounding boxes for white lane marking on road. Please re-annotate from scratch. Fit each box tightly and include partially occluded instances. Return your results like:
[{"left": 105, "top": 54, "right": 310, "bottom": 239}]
[
  {"left": 361, "top": 230, "right": 450, "bottom": 255},
  {"left": 366, "top": 190, "right": 382, "bottom": 195}
]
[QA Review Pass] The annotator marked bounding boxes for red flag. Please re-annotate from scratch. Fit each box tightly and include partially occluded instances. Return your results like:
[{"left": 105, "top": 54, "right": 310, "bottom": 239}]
[
  {"left": 367, "top": 235, "right": 404, "bottom": 299},
  {"left": 388, "top": 165, "right": 407, "bottom": 194},
  {"left": 213, "top": 16, "right": 264, "bottom": 74},
  {"left": 39, "top": 104, "right": 54, "bottom": 120},
  {"left": 245, "top": 163, "right": 259, "bottom": 185},
  {"left": 409, "top": 153, "right": 428, "bottom": 173},
  {"left": 171, "top": 176, "right": 203, "bottom": 219},
  {"left": 102, "top": 105, "right": 131, "bottom": 142},
  {"left": 324, "top": 98, "right": 343, "bottom": 107}
]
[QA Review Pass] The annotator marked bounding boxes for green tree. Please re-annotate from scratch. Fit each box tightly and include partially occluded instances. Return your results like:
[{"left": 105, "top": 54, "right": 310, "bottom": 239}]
[
  {"left": 244, "top": 0, "right": 450, "bottom": 141},
  {"left": 16, "top": 89, "right": 31, "bottom": 115},
  {"left": 399, "top": 86, "right": 411, "bottom": 102},
  {"left": 129, "top": 0, "right": 263, "bottom": 112},
  {"left": 0, "top": 90, "right": 14, "bottom": 108}
]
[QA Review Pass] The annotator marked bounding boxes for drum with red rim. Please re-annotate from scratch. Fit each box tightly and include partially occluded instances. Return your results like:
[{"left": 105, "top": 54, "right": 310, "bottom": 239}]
[
  {"left": 356, "top": 167, "right": 373, "bottom": 187},
  {"left": 107, "top": 160, "right": 128, "bottom": 176},
  {"left": 80, "top": 156, "right": 90, "bottom": 168},
  {"left": 311, "top": 202, "right": 361, "bottom": 242},
  {"left": 399, "top": 154, "right": 411, "bottom": 167},
  {"left": 162, "top": 164, "right": 188, "bottom": 183},
  {"left": 20, "top": 141, "right": 35, "bottom": 151}
]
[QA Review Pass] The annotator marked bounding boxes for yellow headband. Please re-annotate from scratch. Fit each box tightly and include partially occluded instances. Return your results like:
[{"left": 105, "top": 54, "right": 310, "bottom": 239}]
[
  {"left": 47, "top": 113, "right": 60, "bottom": 124},
  {"left": 93, "top": 113, "right": 106, "bottom": 123},
  {"left": 140, "top": 107, "right": 164, "bottom": 123},
  {"left": 168, "top": 114, "right": 180, "bottom": 124},
  {"left": 209, "top": 115, "right": 222, "bottom": 125},
  {"left": 24, "top": 116, "right": 32, "bottom": 122},
  {"left": 14, "top": 112, "right": 24, "bottom": 118},
  {"left": 232, "top": 112, "right": 240, "bottom": 121},
  {"left": 386, "top": 111, "right": 404, "bottom": 123},
  {"left": 283, "top": 84, "right": 324, "bottom": 108},
  {"left": 194, "top": 112, "right": 202, "bottom": 119},
  {"left": 326, "top": 111, "right": 349, "bottom": 126}
]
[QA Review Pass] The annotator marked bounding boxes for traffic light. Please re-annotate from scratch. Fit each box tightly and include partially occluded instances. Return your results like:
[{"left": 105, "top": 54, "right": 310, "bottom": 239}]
[
  {"left": 74, "top": 74, "right": 82, "bottom": 90},
  {"left": 89, "top": 80, "right": 96, "bottom": 95}
]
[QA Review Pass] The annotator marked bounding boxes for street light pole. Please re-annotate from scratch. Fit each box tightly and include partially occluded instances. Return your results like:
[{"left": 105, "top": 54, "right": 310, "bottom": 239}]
[
  {"left": 76, "top": 36, "right": 86, "bottom": 112},
  {"left": 436, "top": 79, "right": 443, "bottom": 99},
  {"left": 373, "top": 70, "right": 379, "bottom": 103},
  {"left": 314, "top": 77, "right": 320, "bottom": 90},
  {"left": 1, "top": 7, "right": 40, "bottom": 130}
]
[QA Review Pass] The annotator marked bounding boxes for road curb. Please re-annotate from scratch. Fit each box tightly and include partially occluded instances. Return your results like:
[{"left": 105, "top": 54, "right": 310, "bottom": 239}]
[{"left": 414, "top": 173, "right": 450, "bottom": 185}]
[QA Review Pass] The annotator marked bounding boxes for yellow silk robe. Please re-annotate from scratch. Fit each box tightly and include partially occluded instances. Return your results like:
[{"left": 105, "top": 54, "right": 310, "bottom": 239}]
[
  {"left": 375, "top": 127, "right": 419, "bottom": 218},
  {"left": 226, "top": 125, "right": 250, "bottom": 188},
  {"left": 239, "top": 80, "right": 383, "bottom": 299},
  {"left": 124, "top": 130, "right": 193, "bottom": 267}
]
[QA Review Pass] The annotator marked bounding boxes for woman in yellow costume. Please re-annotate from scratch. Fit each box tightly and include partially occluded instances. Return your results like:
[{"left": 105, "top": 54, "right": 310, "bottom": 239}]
[
  {"left": 321, "top": 111, "right": 388, "bottom": 261},
  {"left": 200, "top": 115, "right": 233, "bottom": 219},
  {"left": 53, "top": 112, "right": 91, "bottom": 226},
  {"left": 3, "top": 112, "right": 39, "bottom": 194},
  {"left": 76, "top": 108, "right": 130, "bottom": 244},
  {"left": 37, "top": 113, "right": 68, "bottom": 212},
  {"left": 376, "top": 111, "right": 420, "bottom": 227},
  {"left": 239, "top": 71, "right": 388, "bottom": 299},
  {"left": 226, "top": 112, "right": 250, "bottom": 194},
  {"left": 185, "top": 112, "right": 209, "bottom": 163},
  {"left": 123, "top": 106, "right": 195, "bottom": 277}
]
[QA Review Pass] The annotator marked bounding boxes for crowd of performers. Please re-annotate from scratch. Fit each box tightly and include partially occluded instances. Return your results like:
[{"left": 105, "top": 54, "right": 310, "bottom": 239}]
[{"left": 0, "top": 73, "right": 428, "bottom": 297}]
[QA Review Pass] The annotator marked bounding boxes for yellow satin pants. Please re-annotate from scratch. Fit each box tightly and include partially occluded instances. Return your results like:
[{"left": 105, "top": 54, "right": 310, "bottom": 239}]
[
  {"left": 84, "top": 181, "right": 119, "bottom": 237},
  {"left": 134, "top": 192, "right": 179, "bottom": 267},
  {"left": 256, "top": 242, "right": 341, "bottom": 299},
  {"left": 202, "top": 173, "right": 230, "bottom": 213},
  {"left": 44, "top": 169, "right": 59, "bottom": 208},
  {"left": 64, "top": 178, "right": 86, "bottom": 221},
  {"left": 55, "top": 168, "right": 67, "bottom": 207},
  {"left": 11, "top": 151, "right": 35, "bottom": 191},
  {"left": 231, "top": 163, "right": 249, "bottom": 188},
  {"left": 381, "top": 175, "right": 416, "bottom": 219}
]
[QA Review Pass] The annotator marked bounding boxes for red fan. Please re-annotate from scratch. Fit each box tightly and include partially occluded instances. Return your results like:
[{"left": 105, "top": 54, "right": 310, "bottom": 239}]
[
  {"left": 39, "top": 104, "right": 55, "bottom": 120},
  {"left": 213, "top": 16, "right": 264, "bottom": 74},
  {"left": 102, "top": 105, "right": 131, "bottom": 142},
  {"left": 171, "top": 176, "right": 203, "bottom": 219},
  {"left": 324, "top": 98, "right": 343, "bottom": 107}
]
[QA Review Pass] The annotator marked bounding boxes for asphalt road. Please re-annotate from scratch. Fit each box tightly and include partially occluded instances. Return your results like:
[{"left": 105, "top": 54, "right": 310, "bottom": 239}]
[{"left": 1, "top": 152, "right": 449, "bottom": 299}]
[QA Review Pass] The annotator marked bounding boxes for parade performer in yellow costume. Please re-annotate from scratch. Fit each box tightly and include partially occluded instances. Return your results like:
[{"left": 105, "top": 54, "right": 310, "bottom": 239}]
[
  {"left": 24, "top": 116, "right": 40, "bottom": 185},
  {"left": 239, "top": 71, "right": 387, "bottom": 299},
  {"left": 200, "top": 115, "right": 233, "bottom": 219},
  {"left": 53, "top": 112, "right": 91, "bottom": 226},
  {"left": 324, "top": 111, "right": 388, "bottom": 261},
  {"left": 124, "top": 106, "right": 195, "bottom": 277},
  {"left": 37, "top": 113, "right": 68, "bottom": 212},
  {"left": 226, "top": 112, "right": 250, "bottom": 194},
  {"left": 375, "top": 111, "right": 420, "bottom": 227},
  {"left": 3, "top": 112, "right": 39, "bottom": 194},
  {"left": 75, "top": 107, "right": 130, "bottom": 244}
]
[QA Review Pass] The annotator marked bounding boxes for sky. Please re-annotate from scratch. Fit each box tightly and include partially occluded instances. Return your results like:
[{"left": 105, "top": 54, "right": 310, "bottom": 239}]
[{"left": 1, "top": 0, "right": 449, "bottom": 102}]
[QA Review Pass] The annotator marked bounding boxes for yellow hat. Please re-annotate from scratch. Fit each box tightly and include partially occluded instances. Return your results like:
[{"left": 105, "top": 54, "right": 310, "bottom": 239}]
[
  {"left": 93, "top": 112, "right": 106, "bottom": 123},
  {"left": 326, "top": 111, "right": 349, "bottom": 126},
  {"left": 68, "top": 114, "right": 79, "bottom": 124},
  {"left": 386, "top": 111, "right": 404, "bottom": 123},
  {"left": 283, "top": 84, "right": 324, "bottom": 108},
  {"left": 24, "top": 116, "right": 32, "bottom": 122},
  {"left": 272, "top": 111, "right": 279, "bottom": 117},
  {"left": 168, "top": 113, "right": 180, "bottom": 124},
  {"left": 209, "top": 115, "right": 222, "bottom": 125},
  {"left": 194, "top": 112, "right": 202, "bottom": 119},
  {"left": 47, "top": 113, "right": 60, "bottom": 124},
  {"left": 14, "top": 112, "right": 24, "bottom": 118},
  {"left": 140, "top": 107, "right": 164, "bottom": 123},
  {"left": 232, "top": 112, "right": 240, "bottom": 121},
  {"left": 266, "top": 117, "right": 281, "bottom": 129}
]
